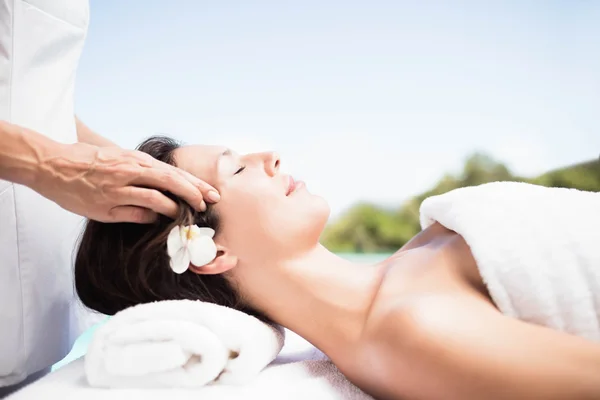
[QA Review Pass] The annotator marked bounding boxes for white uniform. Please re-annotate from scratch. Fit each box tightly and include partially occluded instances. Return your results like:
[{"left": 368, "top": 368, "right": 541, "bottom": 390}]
[{"left": 0, "top": 0, "right": 92, "bottom": 388}]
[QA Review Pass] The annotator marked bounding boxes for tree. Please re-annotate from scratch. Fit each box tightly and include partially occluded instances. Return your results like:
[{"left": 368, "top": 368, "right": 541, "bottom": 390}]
[{"left": 321, "top": 154, "right": 599, "bottom": 253}]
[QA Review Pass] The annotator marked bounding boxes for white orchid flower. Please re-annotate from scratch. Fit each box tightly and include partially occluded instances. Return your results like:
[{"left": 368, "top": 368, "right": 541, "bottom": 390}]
[{"left": 167, "top": 225, "right": 217, "bottom": 274}]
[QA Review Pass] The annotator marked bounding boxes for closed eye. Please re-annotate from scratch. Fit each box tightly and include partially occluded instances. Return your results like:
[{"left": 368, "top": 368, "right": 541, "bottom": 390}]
[{"left": 234, "top": 166, "right": 246, "bottom": 175}]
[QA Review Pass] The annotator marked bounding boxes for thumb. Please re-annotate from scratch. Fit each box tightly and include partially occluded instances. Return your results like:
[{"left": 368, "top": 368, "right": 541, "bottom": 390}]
[{"left": 109, "top": 206, "right": 158, "bottom": 224}]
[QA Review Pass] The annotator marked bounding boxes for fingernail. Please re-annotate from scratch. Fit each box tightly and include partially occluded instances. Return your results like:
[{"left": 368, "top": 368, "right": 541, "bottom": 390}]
[
  {"left": 207, "top": 190, "right": 220, "bottom": 202},
  {"left": 200, "top": 200, "right": 207, "bottom": 212}
]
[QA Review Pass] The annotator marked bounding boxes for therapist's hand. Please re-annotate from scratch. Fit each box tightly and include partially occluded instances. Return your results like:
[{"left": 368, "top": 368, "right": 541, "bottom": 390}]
[{"left": 32, "top": 142, "right": 220, "bottom": 223}]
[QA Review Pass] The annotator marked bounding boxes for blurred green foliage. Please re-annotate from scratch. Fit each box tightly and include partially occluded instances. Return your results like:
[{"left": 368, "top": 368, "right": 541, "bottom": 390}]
[{"left": 321, "top": 153, "right": 600, "bottom": 253}]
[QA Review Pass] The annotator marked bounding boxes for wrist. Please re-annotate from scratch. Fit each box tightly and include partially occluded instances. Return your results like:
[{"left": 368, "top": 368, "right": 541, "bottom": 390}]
[
  {"left": 29, "top": 139, "right": 70, "bottom": 192},
  {"left": 0, "top": 120, "right": 66, "bottom": 189}
]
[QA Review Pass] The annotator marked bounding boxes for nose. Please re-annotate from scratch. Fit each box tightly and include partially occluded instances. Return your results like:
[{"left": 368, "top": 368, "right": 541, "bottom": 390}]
[{"left": 263, "top": 152, "right": 280, "bottom": 177}]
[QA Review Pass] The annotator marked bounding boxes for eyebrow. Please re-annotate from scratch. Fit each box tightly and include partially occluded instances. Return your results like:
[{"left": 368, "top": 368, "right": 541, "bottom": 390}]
[
  {"left": 218, "top": 148, "right": 232, "bottom": 163},
  {"left": 215, "top": 148, "right": 232, "bottom": 175}
]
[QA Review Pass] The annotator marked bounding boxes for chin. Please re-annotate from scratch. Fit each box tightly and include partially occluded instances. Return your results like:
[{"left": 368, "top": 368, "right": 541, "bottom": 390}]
[
  {"left": 282, "top": 196, "right": 330, "bottom": 256},
  {"left": 316, "top": 196, "right": 331, "bottom": 221},
  {"left": 308, "top": 196, "right": 330, "bottom": 235}
]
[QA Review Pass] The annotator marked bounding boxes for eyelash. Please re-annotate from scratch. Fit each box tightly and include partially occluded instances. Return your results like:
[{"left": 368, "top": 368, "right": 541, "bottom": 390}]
[{"left": 235, "top": 166, "right": 246, "bottom": 175}]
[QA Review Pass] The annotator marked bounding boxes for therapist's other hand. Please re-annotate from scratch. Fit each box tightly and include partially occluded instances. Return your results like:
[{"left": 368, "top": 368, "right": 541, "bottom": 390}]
[{"left": 32, "top": 142, "right": 220, "bottom": 223}]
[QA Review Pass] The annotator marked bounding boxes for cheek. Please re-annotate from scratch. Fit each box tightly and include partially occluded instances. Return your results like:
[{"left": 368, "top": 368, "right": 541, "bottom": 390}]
[
  {"left": 217, "top": 187, "right": 330, "bottom": 255},
  {"left": 217, "top": 190, "right": 279, "bottom": 244}
]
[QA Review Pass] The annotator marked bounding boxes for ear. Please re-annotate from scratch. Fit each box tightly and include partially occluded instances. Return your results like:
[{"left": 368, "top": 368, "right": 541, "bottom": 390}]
[{"left": 189, "top": 244, "right": 238, "bottom": 275}]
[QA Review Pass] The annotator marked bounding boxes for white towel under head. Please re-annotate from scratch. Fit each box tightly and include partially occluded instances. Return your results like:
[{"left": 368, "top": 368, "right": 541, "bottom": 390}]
[
  {"left": 8, "top": 328, "right": 373, "bottom": 400},
  {"left": 85, "top": 299, "right": 285, "bottom": 388},
  {"left": 419, "top": 181, "right": 600, "bottom": 341}
]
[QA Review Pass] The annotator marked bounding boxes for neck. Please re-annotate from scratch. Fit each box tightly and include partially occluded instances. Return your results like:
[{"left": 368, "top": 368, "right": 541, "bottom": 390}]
[{"left": 237, "top": 245, "right": 385, "bottom": 358}]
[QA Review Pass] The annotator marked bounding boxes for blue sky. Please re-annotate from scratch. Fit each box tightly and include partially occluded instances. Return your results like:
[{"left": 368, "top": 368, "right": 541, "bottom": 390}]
[{"left": 75, "top": 1, "right": 599, "bottom": 217}]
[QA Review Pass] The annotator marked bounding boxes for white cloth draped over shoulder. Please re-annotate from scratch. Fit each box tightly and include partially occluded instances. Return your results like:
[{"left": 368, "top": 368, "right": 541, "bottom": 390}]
[{"left": 420, "top": 181, "right": 600, "bottom": 341}]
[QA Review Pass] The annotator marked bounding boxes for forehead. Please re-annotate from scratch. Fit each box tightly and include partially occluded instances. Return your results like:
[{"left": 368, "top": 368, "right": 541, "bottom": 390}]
[{"left": 173, "top": 144, "right": 227, "bottom": 183}]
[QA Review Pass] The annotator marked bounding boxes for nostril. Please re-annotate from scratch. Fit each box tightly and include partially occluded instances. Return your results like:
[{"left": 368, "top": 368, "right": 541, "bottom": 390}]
[{"left": 274, "top": 159, "right": 280, "bottom": 169}]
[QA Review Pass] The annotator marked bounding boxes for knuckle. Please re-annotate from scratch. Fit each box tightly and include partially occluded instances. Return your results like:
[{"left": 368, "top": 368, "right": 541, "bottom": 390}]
[
  {"left": 129, "top": 207, "right": 151, "bottom": 223},
  {"left": 142, "top": 189, "right": 159, "bottom": 204},
  {"left": 130, "top": 212, "right": 145, "bottom": 224},
  {"left": 125, "top": 150, "right": 152, "bottom": 168},
  {"left": 141, "top": 153, "right": 156, "bottom": 166},
  {"left": 106, "top": 208, "right": 124, "bottom": 223},
  {"left": 129, "top": 149, "right": 146, "bottom": 160},
  {"left": 162, "top": 170, "right": 177, "bottom": 185},
  {"left": 195, "top": 180, "right": 209, "bottom": 190}
]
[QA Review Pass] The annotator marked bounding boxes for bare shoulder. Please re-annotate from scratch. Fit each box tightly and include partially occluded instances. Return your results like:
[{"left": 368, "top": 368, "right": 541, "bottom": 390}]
[
  {"left": 359, "top": 221, "right": 499, "bottom": 355},
  {"left": 350, "top": 293, "right": 480, "bottom": 399},
  {"left": 346, "top": 224, "right": 600, "bottom": 399},
  {"left": 355, "top": 291, "right": 600, "bottom": 400},
  {"left": 361, "top": 291, "right": 492, "bottom": 356}
]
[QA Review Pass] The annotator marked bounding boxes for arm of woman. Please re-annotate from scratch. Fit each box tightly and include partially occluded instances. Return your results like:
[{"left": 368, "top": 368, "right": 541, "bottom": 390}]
[
  {"left": 359, "top": 293, "right": 600, "bottom": 400},
  {"left": 0, "top": 119, "right": 216, "bottom": 222}
]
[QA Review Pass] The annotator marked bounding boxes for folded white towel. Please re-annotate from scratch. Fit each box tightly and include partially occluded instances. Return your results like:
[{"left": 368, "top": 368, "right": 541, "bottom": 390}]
[
  {"left": 8, "top": 329, "right": 372, "bottom": 400},
  {"left": 420, "top": 181, "right": 600, "bottom": 341},
  {"left": 85, "top": 300, "right": 285, "bottom": 388}
]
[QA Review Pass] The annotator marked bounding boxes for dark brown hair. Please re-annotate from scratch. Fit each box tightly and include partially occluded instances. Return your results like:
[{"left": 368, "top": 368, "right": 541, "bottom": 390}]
[{"left": 74, "top": 136, "right": 260, "bottom": 318}]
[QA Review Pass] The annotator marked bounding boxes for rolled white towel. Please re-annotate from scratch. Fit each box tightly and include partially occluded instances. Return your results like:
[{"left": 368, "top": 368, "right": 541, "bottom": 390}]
[
  {"left": 85, "top": 300, "right": 285, "bottom": 388},
  {"left": 420, "top": 181, "right": 600, "bottom": 341}
]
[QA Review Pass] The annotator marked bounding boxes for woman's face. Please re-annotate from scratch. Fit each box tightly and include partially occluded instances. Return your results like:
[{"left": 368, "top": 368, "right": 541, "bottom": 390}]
[{"left": 174, "top": 145, "right": 330, "bottom": 263}]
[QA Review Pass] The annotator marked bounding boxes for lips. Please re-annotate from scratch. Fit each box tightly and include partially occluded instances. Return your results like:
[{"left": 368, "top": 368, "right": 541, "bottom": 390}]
[{"left": 286, "top": 176, "right": 296, "bottom": 196}]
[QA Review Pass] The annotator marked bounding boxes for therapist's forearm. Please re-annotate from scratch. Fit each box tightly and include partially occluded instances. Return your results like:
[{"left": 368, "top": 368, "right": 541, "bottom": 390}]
[
  {"left": 75, "top": 116, "right": 118, "bottom": 147},
  {"left": 0, "top": 119, "right": 64, "bottom": 187}
]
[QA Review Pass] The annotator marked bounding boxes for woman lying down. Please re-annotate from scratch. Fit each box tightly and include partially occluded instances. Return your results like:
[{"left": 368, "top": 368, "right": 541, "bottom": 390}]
[{"left": 74, "top": 136, "right": 600, "bottom": 400}]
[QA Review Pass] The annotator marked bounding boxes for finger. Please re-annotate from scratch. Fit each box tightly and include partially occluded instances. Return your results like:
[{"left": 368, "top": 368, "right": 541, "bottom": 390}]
[
  {"left": 109, "top": 206, "right": 158, "bottom": 224},
  {"left": 132, "top": 166, "right": 205, "bottom": 211},
  {"left": 176, "top": 169, "right": 220, "bottom": 203},
  {"left": 119, "top": 186, "right": 180, "bottom": 219},
  {"left": 143, "top": 156, "right": 220, "bottom": 204}
]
